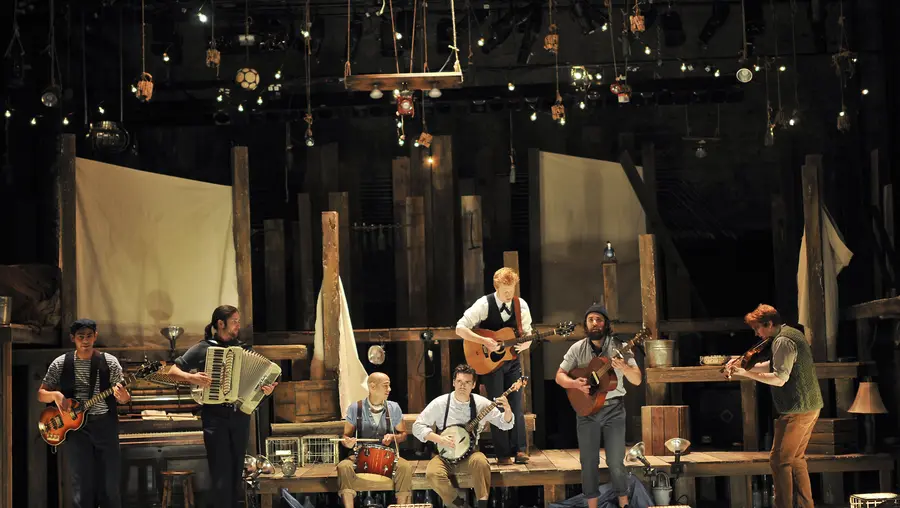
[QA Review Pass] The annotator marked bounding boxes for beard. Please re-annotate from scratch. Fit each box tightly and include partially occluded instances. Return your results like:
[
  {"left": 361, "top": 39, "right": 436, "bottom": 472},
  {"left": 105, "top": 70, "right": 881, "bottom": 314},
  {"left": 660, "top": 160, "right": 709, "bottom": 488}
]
[{"left": 586, "top": 328, "right": 605, "bottom": 340}]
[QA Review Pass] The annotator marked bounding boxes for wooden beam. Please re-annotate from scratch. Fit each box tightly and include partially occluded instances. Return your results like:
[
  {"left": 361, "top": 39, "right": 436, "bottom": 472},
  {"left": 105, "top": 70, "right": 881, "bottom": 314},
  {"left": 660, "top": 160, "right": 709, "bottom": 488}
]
[
  {"left": 297, "top": 195, "right": 316, "bottom": 330},
  {"left": 740, "top": 381, "right": 758, "bottom": 451},
  {"left": 264, "top": 219, "right": 287, "bottom": 331},
  {"left": 646, "top": 362, "right": 864, "bottom": 384},
  {"left": 640, "top": 234, "right": 666, "bottom": 406},
  {"left": 232, "top": 146, "right": 254, "bottom": 344},
  {"left": 771, "top": 194, "right": 794, "bottom": 317},
  {"left": 528, "top": 148, "right": 544, "bottom": 323},
  {"left": 801, "top": 158, "right": 829, "bottom": 361},
  {"left": 844, "top": 296, "right": 900, "bottom": 319},
  {"left": 461, "top": 196, "right": 485, "bottom": 305},
  {"left": 322, "top": 211, "right": 341, "bottom": 375},
  {"left": 26, "top": 364, "right": 46, "bottom": 508},
  {"left": 871, "top": 149, "right": 884, "bottom": 298},
  {"left": 328, "top": 192, "right": 352, "bottom": 317},
  {"left": 602, "top": 261, "right": 619, "bottom": 321},
  {"left": 57, "top": 134, "right": 77, "bottom": 341},
  {"left": 620, "top": 151, "right": 701, "bottom": 309},
  {"left": 392, "top": 158, "right": 411, "bottom": 326},
  {"left": 428, "top": 136, "right": 458, "bottom": 324},
  {"left": 406, "top": 197, "right": 427, "bottom": 412},
  {"left": 504, "top": 251, "right": 531, "bottom": 414}
]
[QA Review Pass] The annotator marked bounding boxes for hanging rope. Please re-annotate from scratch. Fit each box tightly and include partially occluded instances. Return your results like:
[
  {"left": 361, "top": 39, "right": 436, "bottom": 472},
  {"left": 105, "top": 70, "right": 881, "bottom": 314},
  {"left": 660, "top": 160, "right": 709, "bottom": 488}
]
[
  {"left": 344, "top": 0, "right": 351, "bottom": 77},
  {"left": 409, "top": 0, "right": 418, "bottom": 73},
  {"left": 770, "top": 0, "right": 783, "bottom": 116},
  {"left": 305, "top": 0, "right": 314, "bottom": 137},
  {"left": 449, "top": 0, "right": 460, "bottom": 73},
  {"left": 388, "top": 0, "right": 401, "bottom": 74},
  {"left": 140, "top": 0, "right": 146, "bottom": 75},
  {"left": 607, "top": 2, "right": 618, "bottom": 76},
  {"left": 422, "top": 0, "right": 429, "bottom": 72}
]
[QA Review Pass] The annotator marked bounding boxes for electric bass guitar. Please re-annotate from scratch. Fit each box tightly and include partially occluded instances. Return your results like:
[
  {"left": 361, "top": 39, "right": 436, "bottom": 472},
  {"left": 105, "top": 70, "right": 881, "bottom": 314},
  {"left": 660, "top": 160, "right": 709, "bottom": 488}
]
[
  {"left": 464, "top": 322, "right": 575, "bottom": 375},
  {"left": 38, "top": 360, "right": 162, "bottom": 446},
  {"left": 436, "top": 376, "right": 528, "bottom": 464},
  {"left": 565, "top": 328, "right": 651, "bottom": 416}
]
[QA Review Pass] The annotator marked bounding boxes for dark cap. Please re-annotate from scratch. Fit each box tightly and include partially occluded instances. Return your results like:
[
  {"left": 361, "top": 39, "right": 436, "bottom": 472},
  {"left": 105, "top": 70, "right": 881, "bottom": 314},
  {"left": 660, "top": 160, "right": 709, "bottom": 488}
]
[
  {"left": 584, "top": 303, "right": 609, "bottom": 324},
  {"left": 70, "top": 318, "right": 97, "bottom": 335}
]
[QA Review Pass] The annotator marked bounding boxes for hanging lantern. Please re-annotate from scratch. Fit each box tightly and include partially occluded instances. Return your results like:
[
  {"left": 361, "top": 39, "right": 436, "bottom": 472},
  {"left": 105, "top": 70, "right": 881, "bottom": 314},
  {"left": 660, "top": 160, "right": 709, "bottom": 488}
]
[
  {"left": 417, "top": 131, "right": 433, "bottom": 148},
  {"left": 630, "top": 1, "right": 645, "bottom": 32},
  {"left": 551, "top": 93, "right": 566, "bottom": 122},
  {"left": 610, "top": 75, "right": 632, "bottom": 103},
  {"left": 235, "top": 67, "right": 260, "bottom": 90},
  {"left": 544, "top": 24, "right": 559, "bottom": 54},
  {"left": 135, "top": 72, "right": 154, "bottom": 102},
  {"left": 396, "top": 89, "right": 415, "bottom": 117},
  {"left": 206, "top": 48, "right": 221, "bottom": 69},
  {"left": 837, "top": 109, "right": 850, "bottom": 132}
]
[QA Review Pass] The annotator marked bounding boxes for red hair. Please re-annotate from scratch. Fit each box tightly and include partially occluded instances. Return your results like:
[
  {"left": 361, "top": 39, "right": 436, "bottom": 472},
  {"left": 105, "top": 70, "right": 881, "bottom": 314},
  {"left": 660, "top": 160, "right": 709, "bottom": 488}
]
[
  {"left": 744, "top": 304, "right": 782, "bottom": 326},
  {"left": 492, "top": 267, "right": 520, "bottom": 289}
]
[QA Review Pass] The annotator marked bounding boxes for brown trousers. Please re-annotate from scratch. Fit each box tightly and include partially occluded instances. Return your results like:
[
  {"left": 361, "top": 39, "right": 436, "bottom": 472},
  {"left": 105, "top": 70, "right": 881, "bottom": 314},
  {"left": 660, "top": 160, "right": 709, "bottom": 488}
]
[
  {"left": 336, "top": 457, "right": 413, "bottom": 497},
  {"left": 425, "top": 452, "right": 492, "bottom": 506},
  {"left": 770, "top": 409, "right": 820, "bottom": 508}
]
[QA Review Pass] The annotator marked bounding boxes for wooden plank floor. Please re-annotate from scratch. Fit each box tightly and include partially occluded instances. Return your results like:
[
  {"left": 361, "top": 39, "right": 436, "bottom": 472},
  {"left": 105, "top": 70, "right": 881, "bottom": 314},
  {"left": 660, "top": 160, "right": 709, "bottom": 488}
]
[{"left": 257, "top": 448, "right": 895, "bottom": 495}]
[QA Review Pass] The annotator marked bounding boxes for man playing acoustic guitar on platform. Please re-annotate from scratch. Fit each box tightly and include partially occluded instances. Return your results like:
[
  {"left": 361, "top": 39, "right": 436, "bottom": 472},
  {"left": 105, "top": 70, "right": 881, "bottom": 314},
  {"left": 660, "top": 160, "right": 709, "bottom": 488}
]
[
  {"left": 555, "top": 304, "right": 641, "bottom": 508},
  {"left": 414, "top": 364, "right": 514, "bottom": 508},
  {"left": 455, "top": 267, "right": 532, "bottom": 464},
  {"left": 37, "top": 318, "right": 131, "bottom": 508},
  {"left": 723, "top": 304, "right": 822, "bottom": 508},
  {"left": 336, "top": 372, "right": 412, "bottom": 508}
]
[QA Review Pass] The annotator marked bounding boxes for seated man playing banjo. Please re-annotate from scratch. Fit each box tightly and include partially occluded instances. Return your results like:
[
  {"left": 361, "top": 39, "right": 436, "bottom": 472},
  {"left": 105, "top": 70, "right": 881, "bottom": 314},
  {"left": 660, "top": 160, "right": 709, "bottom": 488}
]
[
  {"left": 337, "top": 372, "right": 412, "bottom": 508},
  {"left": 413, "top": 364, "right": 515, "bottom": 508}
]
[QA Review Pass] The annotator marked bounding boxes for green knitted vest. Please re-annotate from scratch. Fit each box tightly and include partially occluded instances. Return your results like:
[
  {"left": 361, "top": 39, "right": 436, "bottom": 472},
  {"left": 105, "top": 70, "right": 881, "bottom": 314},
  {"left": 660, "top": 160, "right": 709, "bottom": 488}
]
[{"left": 770, "top": 325, "right": 824, "bottom": 414}]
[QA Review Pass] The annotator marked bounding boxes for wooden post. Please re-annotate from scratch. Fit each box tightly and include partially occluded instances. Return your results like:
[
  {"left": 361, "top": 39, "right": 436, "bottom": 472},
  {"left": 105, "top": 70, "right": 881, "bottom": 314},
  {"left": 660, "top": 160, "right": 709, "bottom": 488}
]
[
  {"left": 296, "top": 194, "right": 315, "bottom": 330},
  {"left": 57, "top": 134, "right": 77, "bottom": 340},
  {"left": 264, "top": 219, "right": 287, "bottom": 331},
  {"left": 871, "top": 149, "right": 884, "bottom": 298},
  {"left": 602, "top": 260, "right": 619, "bottom": 321},
  {"left": 322, "top": 211, "right": 341, "bottom": 375},
  {"left": 232, "top": 146, "right": 254, "bottom": 344},
  {"left": 461, "top": 196, "right": 485, "bottom": 305},
  {"left": 640, "top": 234, "right": 666, "bottom": 405},
  {"left": 801, "top": 157, "right": 829, "bottom": 361},
  {"left": 504, "top": 251, "right": 531, "bottom": 414},
  {"left": 392, "top": 158, "right": 411, "bottom": 326},
  {"left": 427, "top": 137, "right": 458, "bottom": 324},
  {"left": 328, "top": 192, "right": 352, "bottom": 316},
  {"left": 771, "top": 195, "right": 794, "bottom": 318},
  {"left": 527, "top": 148, "right": 544, "bottom": 323},
  {"left": 26, "top": 364, "right": 47, "bottom": 508},
  {"left": 406, "top": 197, "right": 428, "bottom": 412},
  {"left": 1, "top": 330, "right": 11, "bottom": 508},
  {"left": 740, "top": 381, "right": 759, "bottom": 451}
]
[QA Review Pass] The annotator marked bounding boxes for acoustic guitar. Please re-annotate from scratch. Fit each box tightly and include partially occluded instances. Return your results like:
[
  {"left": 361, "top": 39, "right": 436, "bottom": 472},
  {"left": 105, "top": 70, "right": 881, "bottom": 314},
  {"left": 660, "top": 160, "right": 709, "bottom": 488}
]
[
  {"left": 464, "top": 322, "right": 575, "bottom": 375},
  {"left": 565, "top": 328, "right": 651, "bottom": 416},
  {"left": 38, "top": 360, "right": 161, "bottom": 446},
  {"left": 436, "top": 376, "right": 528, "bottom": 464}
]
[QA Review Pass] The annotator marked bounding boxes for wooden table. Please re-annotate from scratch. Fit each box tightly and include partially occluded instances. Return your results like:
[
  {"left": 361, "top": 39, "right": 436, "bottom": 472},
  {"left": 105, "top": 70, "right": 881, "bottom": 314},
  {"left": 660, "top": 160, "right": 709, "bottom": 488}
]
[{"left": 255, "top": 448, "right": 894, "bottom": 508}]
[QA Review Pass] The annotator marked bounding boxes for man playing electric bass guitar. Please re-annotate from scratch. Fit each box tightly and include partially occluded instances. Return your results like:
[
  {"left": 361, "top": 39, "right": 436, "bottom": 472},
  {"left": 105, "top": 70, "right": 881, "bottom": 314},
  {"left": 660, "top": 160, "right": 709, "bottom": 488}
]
[
  {"left": 413, "top": 364, "right": 514, "bottom": 508},
  {"left": 455, "top": 267, "right": 531, "bottom": 464},
  {"left": 37, "top": 318, "right": 131, "bottom": 508},
  {"left": 555, "top": 304, "right": 642, "bottom": 508}
]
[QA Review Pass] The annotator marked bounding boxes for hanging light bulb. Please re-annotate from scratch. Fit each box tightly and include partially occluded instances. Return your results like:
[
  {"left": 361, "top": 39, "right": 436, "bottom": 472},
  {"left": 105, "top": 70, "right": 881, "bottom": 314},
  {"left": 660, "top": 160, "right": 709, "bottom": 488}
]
[
  {"left": 41, "top": 86, "right": 61, "bottom": 108},
  {"left": 427, "top": 155, "right": 434, "bottom": 165},
  {"left": 428, "top": 86, "right": 442, "bottom": 98},
  {"left": 530, "top": 111, "right": 537, "bottom": 121},
  {"left": 779, "top": 65, "right": 786, "bottom": 72},
  {"left": 257, "top": 96, "right": 264, "bottom": 105},
  {"left": 217, "top": 93, "right": 224, "bottom": 102},
  {"left": 393, "top": 89, "right": 401, "bottom": 97},
  {"left": 98, "top": 105, "right": 105, "bottom": 115},
  {"left": 559, "top": 117, "right": 566, "bottom": 126},
  {"left": 714, "top": 69, "right": 721, "bottom": 78},
  {"left": 4, "top": 110, "right": 10, "bottom": 118},
  {"left": 198, "top": 11, "right": 208, "bottom": 23},
  {"left": 644, "top": 46, "right": 651, "bottom": 55},
  {"left": 398, "top": 136, "right": 405, "bottom": 146},
  {"left": 477, "top": 37, "right": 485, "bottom": 46},
  {"left": 305, "top": 131, "right": 315, "bottom": 147},
  {"left": 62, "top": 117, "right": 69, "bottom": 126},
  {"left": 754, "top": 64, "right": 761, "bottom": 72},
  {"left": 396, "top": 120, "right": 403, "bottom": 128},
  {"left": 414, "top": 140, "right": 420, "bottom": 147},
  {"left": 508, "top": 82, "right": 515, "bottom": 91},
  {"left": 275, "top": 70, "right": 282, "bottom": 80},
  {"left": 862, "top": 89, "right": 870, "bottom": 95},
  {"left": 680, "top": 62, "right": 687, "bottom": 72},
  {"left": 30, "top": 117, "right": 37, "bottom": 125},
  {"left": 238, "top": 103, "right": 245, "bottom": 112},
  {"left": 163, "top": 52, "right": 170, "bottom": 63},
  {"left": 601, "top": 23, "right": 608, "bottom": 31},
  {"left": 370, "top": 86, "right": 384, "bottom": 100},
  {"left": 131, "top": 84, "right": 138, "bottom": 93},
  {"left": 395, "top": 32, "right": 403, "bottom": 40},
  {"left": 579, "top": 101, "right": 586, "bottom": 109}
]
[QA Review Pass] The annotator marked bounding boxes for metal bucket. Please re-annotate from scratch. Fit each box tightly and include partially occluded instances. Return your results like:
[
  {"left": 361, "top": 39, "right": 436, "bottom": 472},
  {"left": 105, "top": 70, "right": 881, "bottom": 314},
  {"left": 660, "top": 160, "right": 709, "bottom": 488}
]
[
  {"left": 646, "top": 339, "right": 675, "bottom": 368},
  {"left": 0, "top": 296, "right": 10, "bottom": 325}
]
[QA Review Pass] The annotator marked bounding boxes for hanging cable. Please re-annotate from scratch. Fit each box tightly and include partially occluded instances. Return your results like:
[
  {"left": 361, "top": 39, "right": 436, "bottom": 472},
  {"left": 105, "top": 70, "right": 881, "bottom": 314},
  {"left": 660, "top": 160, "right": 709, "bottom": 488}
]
[
  {"left": 344, "top": 0, "right": 351, "bottom": 77},
  {"left": 409, "top": 0, "right": 418, "bottom": 73},
  {"left": 118, "top": 6, "right": 123, "bottom": 123},
  {"left": 769, "top": 0, "right": 783, "bottom": 116},
  {"left": 388, "top": 0, "right": 401, "bottom": 74},
  {"left": 789, "top": 0, "right": 800, "bottom": 109}
]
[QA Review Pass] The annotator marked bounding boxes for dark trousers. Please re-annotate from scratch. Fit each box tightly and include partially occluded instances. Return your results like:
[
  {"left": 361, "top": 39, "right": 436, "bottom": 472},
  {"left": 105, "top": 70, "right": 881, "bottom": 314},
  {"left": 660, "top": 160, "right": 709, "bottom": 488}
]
[
  {"left": 576, "top": 398, "right": 627, "bottom": 499},
  {"left": 480, "top": 359, "right": 526, "bottom": 458},
  {"left": 202, "top": 405, "right": 252, "bottom": 508},
  {"left": 63, "top": 412, "right": 122, "bottom": 508}
]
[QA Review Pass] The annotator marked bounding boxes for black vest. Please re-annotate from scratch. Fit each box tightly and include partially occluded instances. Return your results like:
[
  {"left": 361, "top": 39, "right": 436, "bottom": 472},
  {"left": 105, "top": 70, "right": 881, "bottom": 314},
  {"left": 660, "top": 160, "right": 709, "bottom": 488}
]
[
  {"left": 59, "top": 350, "right": 117, "bottom": 414},
  {"left": 480, "top": 294, "right": 516, "bottom": 332}
]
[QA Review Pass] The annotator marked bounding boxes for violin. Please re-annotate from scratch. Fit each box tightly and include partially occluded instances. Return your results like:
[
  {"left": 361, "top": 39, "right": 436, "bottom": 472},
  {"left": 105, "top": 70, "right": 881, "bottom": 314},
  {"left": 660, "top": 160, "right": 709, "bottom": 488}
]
[{"left": 721, "top": 336, "right": 774, "bottom": 379}]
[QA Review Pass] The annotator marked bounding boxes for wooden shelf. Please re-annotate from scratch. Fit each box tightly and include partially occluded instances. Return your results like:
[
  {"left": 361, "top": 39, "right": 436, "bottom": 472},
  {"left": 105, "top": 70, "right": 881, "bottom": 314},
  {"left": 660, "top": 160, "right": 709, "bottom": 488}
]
[
  {"left": 646, "top": 362, "right": 864, "bottom": 384},
  {"left": 343, "top": 72, "right": 463, "bottom": 92},
  {"left": 0, "top": 324, "right": 59, "bottom": 346},
  {"left": 12, "top": 343, "right": 307, "bottom": 365},
  {"left": 843, "top": 296, "right": 900, "bottom": 320}
]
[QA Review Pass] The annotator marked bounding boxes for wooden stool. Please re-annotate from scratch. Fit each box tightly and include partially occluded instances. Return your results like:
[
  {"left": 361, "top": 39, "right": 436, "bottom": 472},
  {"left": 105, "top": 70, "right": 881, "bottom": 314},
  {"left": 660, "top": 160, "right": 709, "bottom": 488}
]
[{"left": 160, "top": 470, "right": 196, "bottom": 508}]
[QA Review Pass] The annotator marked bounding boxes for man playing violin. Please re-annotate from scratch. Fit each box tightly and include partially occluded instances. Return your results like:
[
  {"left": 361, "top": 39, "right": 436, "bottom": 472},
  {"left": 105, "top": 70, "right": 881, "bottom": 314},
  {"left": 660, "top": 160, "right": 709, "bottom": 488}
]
[
  {"left": 336, "top": 372, "right": 412, "bottom": 508},
  {"left": 724, "top": 304, "right": 823, "bottom": 508}
]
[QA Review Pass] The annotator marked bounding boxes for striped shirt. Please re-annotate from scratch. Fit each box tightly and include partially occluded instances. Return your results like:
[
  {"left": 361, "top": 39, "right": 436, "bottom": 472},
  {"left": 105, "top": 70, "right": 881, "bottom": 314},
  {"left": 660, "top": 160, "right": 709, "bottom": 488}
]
[{"left": 42, "top": 353, "right": 124, "bottom": 415}]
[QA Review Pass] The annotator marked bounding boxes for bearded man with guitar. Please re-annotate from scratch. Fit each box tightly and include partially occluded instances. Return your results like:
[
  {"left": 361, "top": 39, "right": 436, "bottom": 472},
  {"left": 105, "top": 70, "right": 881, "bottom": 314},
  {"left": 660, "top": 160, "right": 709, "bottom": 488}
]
[
  {"left": 37, "top": 318, "right": 131, "bottom": 508},
  {"left": 455, "top": 267, "right": 532, "bottom": 465},
  {"left": 413, "top": 364, "right": 515, "bottom": 508},
  {"left": 555, "top": 304, "right": 642, "bottom": 508}
]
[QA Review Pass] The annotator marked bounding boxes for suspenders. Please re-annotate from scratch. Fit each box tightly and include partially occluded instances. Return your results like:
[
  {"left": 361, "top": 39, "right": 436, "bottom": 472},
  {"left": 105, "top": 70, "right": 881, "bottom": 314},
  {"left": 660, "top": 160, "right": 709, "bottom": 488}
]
[
  {"left": 355, "top": 399, "right": 395, "bottom": 438},
  {"left": 441, "top": 393, "right": 477, "bottom": 431}
]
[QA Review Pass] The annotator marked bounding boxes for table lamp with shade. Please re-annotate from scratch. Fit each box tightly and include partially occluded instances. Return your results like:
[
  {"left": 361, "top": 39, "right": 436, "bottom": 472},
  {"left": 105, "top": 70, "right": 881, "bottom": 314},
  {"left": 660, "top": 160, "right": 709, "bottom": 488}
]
[{"left": 848, "top": 377, "right": 888, "bottom": 454}]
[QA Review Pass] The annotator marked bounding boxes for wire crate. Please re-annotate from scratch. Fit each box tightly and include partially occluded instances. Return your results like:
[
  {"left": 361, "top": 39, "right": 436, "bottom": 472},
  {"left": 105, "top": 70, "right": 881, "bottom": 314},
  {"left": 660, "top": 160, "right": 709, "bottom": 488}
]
[
  {"left": 300, "top": 434, "right": 340, "bottom": 467},
  {"left": 265, "top": 437, "right": 301, "bottom": 466}
]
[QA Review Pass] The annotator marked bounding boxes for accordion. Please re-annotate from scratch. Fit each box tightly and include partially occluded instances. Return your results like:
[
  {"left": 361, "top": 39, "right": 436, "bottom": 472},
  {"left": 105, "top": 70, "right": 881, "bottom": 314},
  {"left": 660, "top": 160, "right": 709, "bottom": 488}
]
[{"left": 191, "top": 346, "right": 282, "bottom": 414}]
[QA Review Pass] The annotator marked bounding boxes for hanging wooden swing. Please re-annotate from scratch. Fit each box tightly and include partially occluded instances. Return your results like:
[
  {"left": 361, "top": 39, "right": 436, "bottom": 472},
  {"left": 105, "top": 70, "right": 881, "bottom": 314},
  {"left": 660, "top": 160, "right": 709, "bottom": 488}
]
[{"left": 343, "top": 0, "right": 464, "bottom": 92}]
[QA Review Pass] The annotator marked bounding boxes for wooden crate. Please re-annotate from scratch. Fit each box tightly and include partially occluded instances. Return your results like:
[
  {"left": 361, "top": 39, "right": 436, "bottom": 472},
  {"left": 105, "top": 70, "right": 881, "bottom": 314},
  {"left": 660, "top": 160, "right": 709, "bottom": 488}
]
[
  {"left": 772, "top": 417, "right": 858, "bottom": 455},
  {"left": 274, "top": 380, "right": 340, "bottom": 423},
  {"left": 641, "top": 405, "right": 690, "bottom": 456}
]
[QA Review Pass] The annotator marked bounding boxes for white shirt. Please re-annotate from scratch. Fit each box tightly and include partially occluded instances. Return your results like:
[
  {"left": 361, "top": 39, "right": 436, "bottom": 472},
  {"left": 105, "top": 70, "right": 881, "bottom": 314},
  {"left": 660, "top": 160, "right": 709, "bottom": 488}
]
[
  {"left": 412, "top": 392, "right": 514, "bottom": 443},
  {"left": 456, "top": 293, "right": 534, "bottom": 334}
]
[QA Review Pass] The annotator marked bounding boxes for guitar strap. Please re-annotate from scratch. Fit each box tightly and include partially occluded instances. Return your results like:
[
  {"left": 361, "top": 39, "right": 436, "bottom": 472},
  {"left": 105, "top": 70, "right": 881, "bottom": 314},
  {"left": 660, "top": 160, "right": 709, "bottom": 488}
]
[
  {"left": 356, "top": 400, "right": 363, "bottom": 439},
  {"left": 512, "top": 297, "right": 524, "bottom": 337}
]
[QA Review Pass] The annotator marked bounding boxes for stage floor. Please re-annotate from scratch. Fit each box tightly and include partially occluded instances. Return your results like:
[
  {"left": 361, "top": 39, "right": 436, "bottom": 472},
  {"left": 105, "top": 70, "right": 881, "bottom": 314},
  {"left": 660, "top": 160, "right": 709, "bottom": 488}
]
[{"left": 257, "top": 448, "right": 895, "bottom": 508}]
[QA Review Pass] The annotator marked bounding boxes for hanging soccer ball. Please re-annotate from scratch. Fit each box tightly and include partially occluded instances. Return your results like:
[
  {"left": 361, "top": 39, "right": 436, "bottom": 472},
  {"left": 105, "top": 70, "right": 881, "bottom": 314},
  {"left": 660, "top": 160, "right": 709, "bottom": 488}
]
[{"left": 235, "top": 68, "right": 260, "bottom": 90}]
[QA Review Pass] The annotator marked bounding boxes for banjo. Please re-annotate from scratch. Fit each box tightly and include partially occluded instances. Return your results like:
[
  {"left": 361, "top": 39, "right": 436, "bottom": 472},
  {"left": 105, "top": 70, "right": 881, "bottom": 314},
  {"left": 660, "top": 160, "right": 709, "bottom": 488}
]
[{"left": 436, "top": 376, "right": 528, "bottom": 464}]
